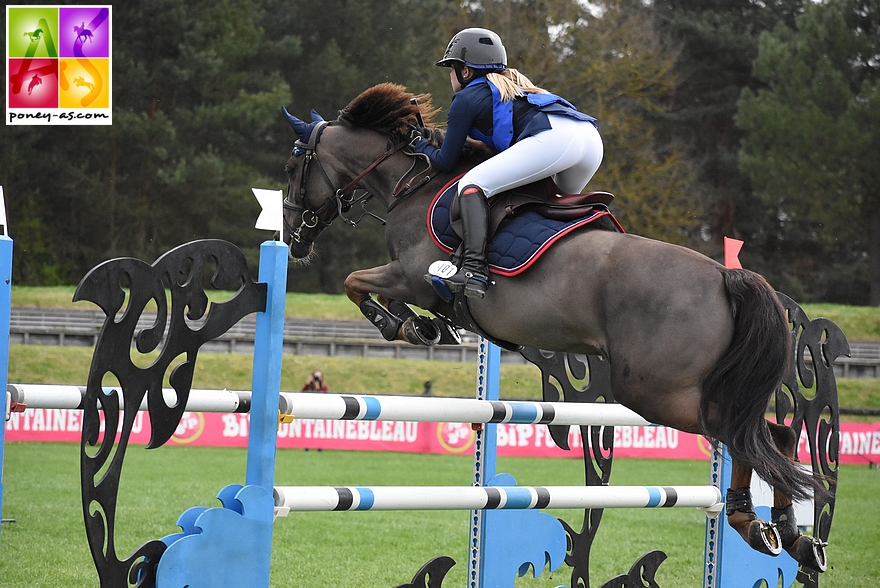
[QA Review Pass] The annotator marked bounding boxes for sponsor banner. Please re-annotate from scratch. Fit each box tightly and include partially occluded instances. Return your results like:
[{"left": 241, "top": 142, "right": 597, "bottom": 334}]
[{"left": 6, "top": 408, "right": 879, "bottom": 465}]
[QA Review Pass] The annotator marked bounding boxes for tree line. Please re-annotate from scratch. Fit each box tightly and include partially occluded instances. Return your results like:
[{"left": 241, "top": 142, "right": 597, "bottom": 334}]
[{"left": 1, "top": 0, "right": 878, "bottom": 304}]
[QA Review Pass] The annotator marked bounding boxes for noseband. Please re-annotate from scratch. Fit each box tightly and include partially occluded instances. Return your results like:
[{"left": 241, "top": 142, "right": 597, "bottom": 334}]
[{"left": 283, "top": 120, "right": 397, "bottom": 245}]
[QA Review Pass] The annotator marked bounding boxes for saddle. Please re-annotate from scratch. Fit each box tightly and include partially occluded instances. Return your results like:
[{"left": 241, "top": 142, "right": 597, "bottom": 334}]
[
  {"left": 449, "top": 177, "right": 616, "bottom": 241},
  {"left": 429, "top": 175, "right": 623, "bottom": 278}
]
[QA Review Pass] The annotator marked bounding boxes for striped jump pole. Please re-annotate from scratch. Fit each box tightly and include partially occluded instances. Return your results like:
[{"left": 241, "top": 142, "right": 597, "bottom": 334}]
[
  {"left": 272, "top": 484, "right": 722, "bottom": 513},
  {"left": 278, "top": 391, "right": 652, "bottom": 426},
  {"left": 7, "top": 384, "right": 653, "bottom": 427},
  {"left": 7, "top": 384, "right": 252, "bottom": 413}
]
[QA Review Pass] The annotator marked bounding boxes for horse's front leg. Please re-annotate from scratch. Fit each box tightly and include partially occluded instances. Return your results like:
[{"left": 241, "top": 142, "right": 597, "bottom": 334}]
[{"left": 345, "top": 263, "right": 451, "bottom": 346}]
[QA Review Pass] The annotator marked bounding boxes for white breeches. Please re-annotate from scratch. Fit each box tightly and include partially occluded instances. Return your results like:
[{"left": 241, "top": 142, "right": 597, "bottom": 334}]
[{"left": 459, "top": 114, "right": 604, "bottom": 198}]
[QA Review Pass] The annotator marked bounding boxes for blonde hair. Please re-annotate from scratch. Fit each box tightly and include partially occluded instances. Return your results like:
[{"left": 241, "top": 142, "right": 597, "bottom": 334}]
[{"left": 485, "top": 69, "right": 549, "bottom": 102}]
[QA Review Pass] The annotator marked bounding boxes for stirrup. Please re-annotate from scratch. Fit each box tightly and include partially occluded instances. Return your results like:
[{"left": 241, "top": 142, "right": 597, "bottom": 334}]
[
  {"left": 445, "top": 269, "right": 490, "bottom": 299},
  {"left": 464, "top": 273, "right": 489, "bottom": 299}
]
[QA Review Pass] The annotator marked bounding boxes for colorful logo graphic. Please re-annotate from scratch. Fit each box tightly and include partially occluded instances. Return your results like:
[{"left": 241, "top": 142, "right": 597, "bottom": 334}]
[{"left": 6, "top": 5, "right": 111, "bottom": 125}]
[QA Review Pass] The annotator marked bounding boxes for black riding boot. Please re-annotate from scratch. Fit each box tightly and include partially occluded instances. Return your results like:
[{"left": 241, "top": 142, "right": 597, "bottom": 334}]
[{"left": 445, "top": 185, "right": 491, "bottom": 299}]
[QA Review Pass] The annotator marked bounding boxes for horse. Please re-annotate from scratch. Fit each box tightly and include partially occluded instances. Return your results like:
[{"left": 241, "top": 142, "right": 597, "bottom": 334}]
[
  {"left": 279, "top": 83, "right": 829, "bottom": 571},
  {"left": 24, "top": 29, "right": 43, "bottom": 43},
  {"left": 74, "top": 76, "right": 95, "bottom": 91},
  {"left": 74, "top": 23, "right": 93, "bottom": 44},
  {"left": 27, "top": 74, "right": 42, "bottom": 96}
]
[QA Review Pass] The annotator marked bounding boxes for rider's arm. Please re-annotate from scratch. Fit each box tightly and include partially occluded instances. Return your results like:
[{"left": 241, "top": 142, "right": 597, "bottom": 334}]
[{"left": 413, "top": 86, "right": 488, "bottom": 172}]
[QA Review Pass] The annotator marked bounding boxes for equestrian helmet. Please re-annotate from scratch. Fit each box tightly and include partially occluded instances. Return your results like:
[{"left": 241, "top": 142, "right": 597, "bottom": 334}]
[{"left": 436, "top": 28, "right": 507, "bottom": 71}]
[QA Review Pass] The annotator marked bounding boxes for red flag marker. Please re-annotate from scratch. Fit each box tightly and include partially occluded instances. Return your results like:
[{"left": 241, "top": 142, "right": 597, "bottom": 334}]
[{"left": 723, "top": 237, "right": 744, "bottom": 269}]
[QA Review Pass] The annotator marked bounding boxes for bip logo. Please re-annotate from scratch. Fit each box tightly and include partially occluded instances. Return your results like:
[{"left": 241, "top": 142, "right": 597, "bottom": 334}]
[{"left": 6, "top": 5, "right": 111, "bottom": 125}]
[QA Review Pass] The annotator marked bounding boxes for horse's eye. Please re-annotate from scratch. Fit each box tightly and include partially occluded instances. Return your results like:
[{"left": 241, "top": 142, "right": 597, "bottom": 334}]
[{"left": 285, "top": 166, "right": 295, "bottom": 176}]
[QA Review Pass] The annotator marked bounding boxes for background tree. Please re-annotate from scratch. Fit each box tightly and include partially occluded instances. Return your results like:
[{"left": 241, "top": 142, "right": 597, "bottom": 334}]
[
  {"left": 649, "top": 0, "right": 807, "bottom": 254},
  {"left": 550, "top": 0, "right": 697, "bottom": 242},
  {"left": 737, "top": 0, "right": 880, "bottom": 303}
]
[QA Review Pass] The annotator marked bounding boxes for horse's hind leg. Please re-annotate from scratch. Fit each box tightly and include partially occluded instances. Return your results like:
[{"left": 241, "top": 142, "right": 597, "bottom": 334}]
[
  {"left": 767, "top": 422, "right": 828, "bottom": 571},
  {"left": 726, "top": 459, "right": 782, "bottom": 557}
]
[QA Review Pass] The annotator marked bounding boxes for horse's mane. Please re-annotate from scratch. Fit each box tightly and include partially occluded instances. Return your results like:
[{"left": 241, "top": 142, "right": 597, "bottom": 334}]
[
  {"left": 338, "top": 83, "right": 493, "bottom": 163},
  {"left": 338, "top": 83, "right": 438, "bottom": 141}
]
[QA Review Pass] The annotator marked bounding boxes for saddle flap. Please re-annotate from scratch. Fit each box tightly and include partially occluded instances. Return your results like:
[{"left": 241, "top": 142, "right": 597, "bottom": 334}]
[{"left": 450, "top": 177, "right": 615, "bottom": 238}]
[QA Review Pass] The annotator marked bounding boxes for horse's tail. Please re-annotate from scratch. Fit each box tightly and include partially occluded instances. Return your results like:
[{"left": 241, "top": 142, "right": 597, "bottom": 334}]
[{"left": 700, "top": 268, "right": 815, "bottom": 502}]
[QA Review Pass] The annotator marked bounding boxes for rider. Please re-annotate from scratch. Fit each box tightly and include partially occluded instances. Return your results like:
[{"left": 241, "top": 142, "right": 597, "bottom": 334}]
[{"left": 412, "top": 27, "right": 604, "bottom": 299}]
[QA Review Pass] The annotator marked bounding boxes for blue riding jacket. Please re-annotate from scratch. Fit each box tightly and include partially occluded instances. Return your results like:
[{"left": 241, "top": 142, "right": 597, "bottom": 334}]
[{"left": 413, "top": 77, "right": 597, "bottom": 172}]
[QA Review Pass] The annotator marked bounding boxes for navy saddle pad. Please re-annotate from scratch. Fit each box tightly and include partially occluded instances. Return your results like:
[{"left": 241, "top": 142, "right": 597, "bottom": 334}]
[{"left": 427, "top": 178, "right": 620, "bottom": 276}]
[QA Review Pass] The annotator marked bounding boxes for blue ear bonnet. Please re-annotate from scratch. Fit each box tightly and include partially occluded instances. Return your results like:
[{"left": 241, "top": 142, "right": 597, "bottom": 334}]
[{"left": 282, "top": 106, "right": 326, "bottom": 156}]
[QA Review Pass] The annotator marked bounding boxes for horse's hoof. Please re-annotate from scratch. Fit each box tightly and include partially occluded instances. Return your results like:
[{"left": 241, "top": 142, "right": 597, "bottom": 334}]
[
  {"left": 787, "top": 535, "right": 828, "bottom": 572},
  {"left": 747, "top": 519, "right": 782, "bottom": 556},
  {"left": 401, "top": 317, "right": 441, "bottom": 346}
]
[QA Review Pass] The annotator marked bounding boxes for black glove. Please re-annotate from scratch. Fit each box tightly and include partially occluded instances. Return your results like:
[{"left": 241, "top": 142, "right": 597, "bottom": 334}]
[{"left": 408, "top": 125, "right": 432, "bottom": 146}]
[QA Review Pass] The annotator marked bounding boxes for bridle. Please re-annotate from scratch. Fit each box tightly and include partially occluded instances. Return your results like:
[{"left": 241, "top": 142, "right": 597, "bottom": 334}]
[
  {"left": 283, "top": 117, "right": 442, "bottom": 248},
  {"left": 283, "top": 120, "right": 400, "bottom": 246}
]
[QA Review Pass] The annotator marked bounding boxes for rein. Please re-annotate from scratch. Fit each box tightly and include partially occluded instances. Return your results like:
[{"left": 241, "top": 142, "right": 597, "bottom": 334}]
[
  {"left": 283, "top": 119, "right": 440, "bottom": 244},
  {"left": 389, "top": 153, "right": 440, "bottom": 213}
]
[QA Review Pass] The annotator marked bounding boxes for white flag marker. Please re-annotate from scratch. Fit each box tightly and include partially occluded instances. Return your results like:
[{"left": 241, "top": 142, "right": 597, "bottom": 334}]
[
  {"left": 252, "top": 188, "right": 284, "bottom": 236},
  {"left": 0, "top": 186, "right": 7, "bottom": 236}
]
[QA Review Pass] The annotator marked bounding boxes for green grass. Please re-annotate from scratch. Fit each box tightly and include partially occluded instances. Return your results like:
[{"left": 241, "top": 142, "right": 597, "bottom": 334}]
[
  {"left": 11, "top": 286, "right": 368, "bottom": 320},
  {"left": 6, "top": 345, "right": 543, "bottom": 400},
  {"left": 1, "top": 444, "right": 878, "bottom": 587},
  {"left": 12, "top": 287, "right": 880, "bottom": 340},
  {"left": 796, "top": 303, "right": 880, "bottom": 342}
]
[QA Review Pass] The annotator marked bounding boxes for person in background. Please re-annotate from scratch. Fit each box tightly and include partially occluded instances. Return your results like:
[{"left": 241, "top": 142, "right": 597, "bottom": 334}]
[
  {"left": 301, "top": 370, "right": 329, "bottom": 392},
  {"left": 301, "top": 370, "right": 328, "bottom": 452}
]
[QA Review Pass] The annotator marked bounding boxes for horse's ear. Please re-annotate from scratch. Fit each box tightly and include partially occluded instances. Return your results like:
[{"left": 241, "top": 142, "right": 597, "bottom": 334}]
[
  {"left": 281, "top": 105, "right": 317, "bottom": 141},
  {"left": 309, "top": 109, "right": 325, "bottom": 123}
]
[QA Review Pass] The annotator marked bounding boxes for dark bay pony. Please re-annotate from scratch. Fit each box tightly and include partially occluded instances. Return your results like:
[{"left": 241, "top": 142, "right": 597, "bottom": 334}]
[{"left": 280, "top": 83, "right": 827, "bottom": 570}]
